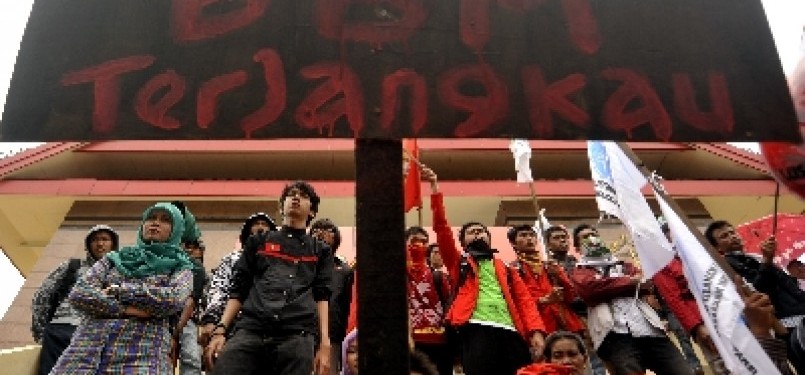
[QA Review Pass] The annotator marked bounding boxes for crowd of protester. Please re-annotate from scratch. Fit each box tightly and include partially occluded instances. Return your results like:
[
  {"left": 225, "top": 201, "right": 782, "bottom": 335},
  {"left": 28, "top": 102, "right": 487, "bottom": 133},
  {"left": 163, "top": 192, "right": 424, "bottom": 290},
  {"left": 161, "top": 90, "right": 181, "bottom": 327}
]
[{"left": 30, "top": 173, "right": 805, "bottom": 375}]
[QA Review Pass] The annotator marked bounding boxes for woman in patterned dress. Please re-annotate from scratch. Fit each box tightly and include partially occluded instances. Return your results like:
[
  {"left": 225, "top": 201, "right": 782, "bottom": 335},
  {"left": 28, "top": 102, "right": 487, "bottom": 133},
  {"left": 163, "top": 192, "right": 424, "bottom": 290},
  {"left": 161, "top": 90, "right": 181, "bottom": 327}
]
[{"left": 49, "top": 202, "right": 195, "bottom": 374}]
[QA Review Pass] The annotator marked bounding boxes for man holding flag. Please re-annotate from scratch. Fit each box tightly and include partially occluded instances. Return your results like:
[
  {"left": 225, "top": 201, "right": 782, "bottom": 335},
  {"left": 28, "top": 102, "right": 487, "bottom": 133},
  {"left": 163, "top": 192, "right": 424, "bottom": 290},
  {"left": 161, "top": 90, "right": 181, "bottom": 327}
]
[{"left": 585, "top": 140, "right": 785, "bottom": 375}]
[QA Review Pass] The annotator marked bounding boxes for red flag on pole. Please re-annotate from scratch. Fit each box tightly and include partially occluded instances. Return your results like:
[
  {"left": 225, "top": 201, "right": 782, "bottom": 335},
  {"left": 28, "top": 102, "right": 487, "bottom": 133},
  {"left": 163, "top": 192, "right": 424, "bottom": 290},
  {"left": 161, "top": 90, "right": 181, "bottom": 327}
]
[{"left": 403, "top": 139, "right": 421, "bottom": 212}]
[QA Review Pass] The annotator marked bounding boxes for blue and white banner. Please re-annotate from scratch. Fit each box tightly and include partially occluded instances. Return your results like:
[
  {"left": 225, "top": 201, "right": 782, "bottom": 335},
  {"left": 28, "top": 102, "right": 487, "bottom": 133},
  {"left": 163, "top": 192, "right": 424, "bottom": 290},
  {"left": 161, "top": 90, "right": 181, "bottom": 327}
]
[
  {"left": 587, "top": 141, "right": 674, "bottom": 278},
  {"left": 657, "top": 196, "right": 781, "bottom": 375}
]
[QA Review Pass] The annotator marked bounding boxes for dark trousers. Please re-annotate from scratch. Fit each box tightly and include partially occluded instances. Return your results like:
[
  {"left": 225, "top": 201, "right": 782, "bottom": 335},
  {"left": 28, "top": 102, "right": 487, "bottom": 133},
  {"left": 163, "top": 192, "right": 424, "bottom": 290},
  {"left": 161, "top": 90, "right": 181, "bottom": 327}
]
[
  {"left": 596, "top": 332, "right": 693, "bottom": 375},
  {"left": 38, "top": 323, "right": 76, "bottom": 375},
  {"left": 459, "top": 324, "right": 532, "bottom": 375},
  {"left": 210, "top": 329, "right": 315, "bottom": 375},
  {"left": 416, "top": 342, "right": 454, "bottom": 375}
]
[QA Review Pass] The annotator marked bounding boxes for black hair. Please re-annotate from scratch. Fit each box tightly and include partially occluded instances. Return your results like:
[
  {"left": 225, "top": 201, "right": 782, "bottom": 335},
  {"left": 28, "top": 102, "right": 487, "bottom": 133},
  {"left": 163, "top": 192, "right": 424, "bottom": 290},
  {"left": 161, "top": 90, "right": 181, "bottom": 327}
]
[
  {"left": 310, "top": 218, "right": 342, "bottom": 252},
  {"left": 543, "top": 331, "right": 587, "bottom": 361},
  {"left": 705, "top": 220, "right": 732, "bottom": 247},
  {"left": 458, "top": 221, "right": 490, "bottom": 247},
  {"left": 544, "top": 225, "right": 567, "bottom": 240},
  {"left": 572, "top": 223, "right": 596, "bottom": 248},
  {"left": 409, "top": 349, "right": 439, "bottom": 375},
  {"left": 425, "top": 243, "right": 440, "bottom": 266},
  {"left": 507, "top": 224, "right": 535, "bottom": 244},
  {"left": 280, "top": 181, "right": 321, "bottom": 225},
  {"left": 405, "top": 226, "right": 429, "bottom": 242},
  {"left": 85, "top": 224, "right": 120, "bottom": 255}
]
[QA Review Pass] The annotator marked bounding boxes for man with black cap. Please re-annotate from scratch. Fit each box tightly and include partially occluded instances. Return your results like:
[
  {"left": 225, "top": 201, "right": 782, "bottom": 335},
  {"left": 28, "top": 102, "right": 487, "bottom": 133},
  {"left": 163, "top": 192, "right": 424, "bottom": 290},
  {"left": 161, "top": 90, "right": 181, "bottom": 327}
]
[
  {"left": 310, "top": 218, "right": 354, "bottom": 375},
  {"left": 198, "top": 212, "right": 277, "bottom": 350},
  {"left": 31, "top": 224, "right": 119, "bottom": 375}
]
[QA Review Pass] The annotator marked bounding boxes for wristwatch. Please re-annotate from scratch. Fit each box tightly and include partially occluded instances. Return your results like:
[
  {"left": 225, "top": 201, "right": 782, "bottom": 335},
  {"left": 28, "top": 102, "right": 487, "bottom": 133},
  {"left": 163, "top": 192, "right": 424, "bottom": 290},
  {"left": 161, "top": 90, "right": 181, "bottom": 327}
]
[{"left": 212, "top": 322, "right": 228, "bottom": 336}]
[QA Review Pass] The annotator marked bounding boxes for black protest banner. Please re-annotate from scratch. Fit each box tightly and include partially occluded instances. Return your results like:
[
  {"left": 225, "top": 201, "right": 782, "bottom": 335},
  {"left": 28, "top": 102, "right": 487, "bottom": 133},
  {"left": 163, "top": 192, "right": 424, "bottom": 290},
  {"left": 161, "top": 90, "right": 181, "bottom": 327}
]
[{"left": 1, "top": 0, "right": 799, "bottom": 141}]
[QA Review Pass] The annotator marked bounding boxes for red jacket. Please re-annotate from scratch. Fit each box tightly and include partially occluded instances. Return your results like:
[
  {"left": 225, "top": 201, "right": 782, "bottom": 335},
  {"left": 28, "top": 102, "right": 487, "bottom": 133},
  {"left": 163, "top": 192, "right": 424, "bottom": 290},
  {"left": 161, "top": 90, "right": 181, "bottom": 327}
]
[
  {"left": 652, "top": 256, "right": 703, "bottom": 333},
  {"left": 431, "top": 193, "right": 545, "bottom": 340},
  {"left": 570, "top": 263, "right": 639, "bottom": 306},
  {"left": 513, "top": 263, "right": 586, "bottom": 334}
]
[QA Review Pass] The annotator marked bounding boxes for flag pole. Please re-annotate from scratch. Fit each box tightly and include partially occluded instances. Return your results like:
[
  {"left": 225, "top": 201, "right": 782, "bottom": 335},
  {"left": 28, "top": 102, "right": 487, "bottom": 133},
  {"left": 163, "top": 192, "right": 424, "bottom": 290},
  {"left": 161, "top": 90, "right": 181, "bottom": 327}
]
[
  {"left": 613, "top": 142, "right": 739, "bottom": 281},
  {"left": 772, "top": 182, "right": 780, "bottom": 236}
]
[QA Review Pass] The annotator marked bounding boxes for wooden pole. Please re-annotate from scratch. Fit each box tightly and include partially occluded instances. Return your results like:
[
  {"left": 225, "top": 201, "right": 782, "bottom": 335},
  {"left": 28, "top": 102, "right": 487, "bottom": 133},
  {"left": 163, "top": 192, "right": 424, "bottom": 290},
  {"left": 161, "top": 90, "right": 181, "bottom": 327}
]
[
  {"left": 773, "top": 182, "right": 780, "bottom": 236},
  {"left": 356, "top": 139, "right": 408, "bottom": 375}
]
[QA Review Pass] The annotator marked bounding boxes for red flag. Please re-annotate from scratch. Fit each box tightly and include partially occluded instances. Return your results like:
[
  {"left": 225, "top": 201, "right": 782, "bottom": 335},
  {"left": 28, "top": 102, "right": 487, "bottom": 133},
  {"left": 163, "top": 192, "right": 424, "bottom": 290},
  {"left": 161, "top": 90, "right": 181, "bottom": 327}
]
[{"left": 403, "top": 139, "right": 422, "bottom": 212}]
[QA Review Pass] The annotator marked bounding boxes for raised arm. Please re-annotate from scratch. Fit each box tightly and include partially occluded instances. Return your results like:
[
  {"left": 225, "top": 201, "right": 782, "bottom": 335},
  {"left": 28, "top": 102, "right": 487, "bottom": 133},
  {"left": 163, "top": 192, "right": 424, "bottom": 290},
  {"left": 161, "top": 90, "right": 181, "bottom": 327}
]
[{"left": 423, "top": 166, "right": 461, "bottom": 279}]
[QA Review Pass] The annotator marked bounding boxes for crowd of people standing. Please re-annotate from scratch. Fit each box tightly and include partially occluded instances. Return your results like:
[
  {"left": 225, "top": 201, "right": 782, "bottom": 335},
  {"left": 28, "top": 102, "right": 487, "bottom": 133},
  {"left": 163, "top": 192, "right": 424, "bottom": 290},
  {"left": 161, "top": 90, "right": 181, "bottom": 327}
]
[{"left": 30, "top": 173, "right": 805, "bottom": 375}]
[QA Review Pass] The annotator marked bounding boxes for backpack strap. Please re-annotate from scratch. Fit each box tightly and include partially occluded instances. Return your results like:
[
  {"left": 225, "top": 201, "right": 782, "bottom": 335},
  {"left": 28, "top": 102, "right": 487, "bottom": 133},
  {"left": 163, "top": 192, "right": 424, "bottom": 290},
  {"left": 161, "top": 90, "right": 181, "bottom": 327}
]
[{"left": 46, "top": 258, "right": 82, "bottom": 322}]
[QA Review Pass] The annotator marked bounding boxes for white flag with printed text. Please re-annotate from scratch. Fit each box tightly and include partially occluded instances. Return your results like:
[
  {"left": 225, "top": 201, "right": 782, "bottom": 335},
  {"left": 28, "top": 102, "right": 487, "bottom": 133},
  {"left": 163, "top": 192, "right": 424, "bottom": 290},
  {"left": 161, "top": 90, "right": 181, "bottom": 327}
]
[{"left": 657, "top": 196, "right": 781, "bottom": 375}]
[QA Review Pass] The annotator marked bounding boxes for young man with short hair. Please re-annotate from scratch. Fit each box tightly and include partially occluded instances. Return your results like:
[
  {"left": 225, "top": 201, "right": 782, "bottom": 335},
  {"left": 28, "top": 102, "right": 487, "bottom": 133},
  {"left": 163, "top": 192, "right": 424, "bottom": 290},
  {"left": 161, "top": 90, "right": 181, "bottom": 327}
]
[
  {"left": 31, "top": 225, "right": 119, "bottom": 375},
  {"left": 571, "top": 223, "right": 692, "bottom": 375},
  {"left": 544, "top": 226, "right": 577, "bottom": 274},
  {"left": 207, "top": 181, "right": 333, "bottom": 375},
  {"left": 706, "top": 220, "right": 805, "bottom": 374},
  {"left": 424, "top": 166, "right": 545, "bottom": 375},
  {"left": 310, "top": 218, "right": 354, "bottom": 375},
  {"left": 507, "top": 224, "right": 585, "bottom": 335}
]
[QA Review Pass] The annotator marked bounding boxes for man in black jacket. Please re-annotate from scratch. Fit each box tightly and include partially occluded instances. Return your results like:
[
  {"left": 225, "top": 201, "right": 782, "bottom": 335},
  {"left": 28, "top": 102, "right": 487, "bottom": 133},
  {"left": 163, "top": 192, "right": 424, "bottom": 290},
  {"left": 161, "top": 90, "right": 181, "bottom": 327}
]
[
  {"left": 706, "top": 220, "right": 805, "bottom": 374},
  {"left": 310, "top": 218, "right": 354, "bottom": 375},
  {"left": 207, "top": 181, "right": 334, "bottom": 375}
]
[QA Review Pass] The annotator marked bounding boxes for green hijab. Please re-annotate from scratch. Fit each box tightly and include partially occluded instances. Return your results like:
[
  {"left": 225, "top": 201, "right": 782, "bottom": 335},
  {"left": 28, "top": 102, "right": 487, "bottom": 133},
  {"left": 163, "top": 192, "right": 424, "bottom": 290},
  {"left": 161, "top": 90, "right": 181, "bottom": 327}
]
[{"left": 107, "top": 202, "right": 196, "bottom": 278}]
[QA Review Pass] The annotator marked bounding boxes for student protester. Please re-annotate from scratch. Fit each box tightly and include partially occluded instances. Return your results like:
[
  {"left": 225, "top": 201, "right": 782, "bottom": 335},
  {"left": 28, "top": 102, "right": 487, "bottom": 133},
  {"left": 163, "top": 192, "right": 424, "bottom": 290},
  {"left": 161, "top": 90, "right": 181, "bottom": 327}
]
[
  {"left": 570, "top": 224, "right": 692, "bottom": 375},
  {"left": 31, "top": 224, "right": 119, "bottom": 375},
  {"left": 507, "top": 224, "right": 586, "bottom": 335},
  {"left": 706, "top": 220, "right": 805, "bottom": 374},
  {"left": 206, "top": 181, "right": 333, "bottom": 375},
  {"left": 518, "top": 331, "right": 589, "bottom": 375},
  {"left": 424, "top": 166, "right": 546, "bottom": 375},
  {"left": 545, "top": 226, "right": 578, "bottom": 275},
  {"left": 343, "top": 226, "right": 453, "bottom": 375},
  {"left": 48, "top": 202, "right": 195, "bottom": 374},
  {"left": 405, "top": 226, "right": 454, "bottom": 375},
  {"left": 198, "top": 212, "right": 277, "bottom": 351},
  {"left": 310, "top": 218, "right": 355, "bottom": 375},
  {"left": 653, "top": 219, "right": 720, "bottom": 375},
  {"left": 706, "top": 220, "right": 805, "bottom": 327}
]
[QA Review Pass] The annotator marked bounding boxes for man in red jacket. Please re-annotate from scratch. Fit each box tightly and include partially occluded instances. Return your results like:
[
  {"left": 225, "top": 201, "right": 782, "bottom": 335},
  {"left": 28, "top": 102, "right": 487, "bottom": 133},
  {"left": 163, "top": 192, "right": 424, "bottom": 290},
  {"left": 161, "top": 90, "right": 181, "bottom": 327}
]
[
  {"left": 507, "top": 224, "right": 586, "bottom": 335},
  {"left": 423, "top": 166, "right": 545, "bottom": 375}
]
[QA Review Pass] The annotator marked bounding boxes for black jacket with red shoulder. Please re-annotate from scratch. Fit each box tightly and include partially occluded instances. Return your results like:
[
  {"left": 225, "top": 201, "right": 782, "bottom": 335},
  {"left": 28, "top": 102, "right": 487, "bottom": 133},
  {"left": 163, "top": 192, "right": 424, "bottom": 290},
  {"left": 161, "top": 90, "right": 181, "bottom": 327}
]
[{"left": 230, "top": 226, "right": 333, "bottom": 333}]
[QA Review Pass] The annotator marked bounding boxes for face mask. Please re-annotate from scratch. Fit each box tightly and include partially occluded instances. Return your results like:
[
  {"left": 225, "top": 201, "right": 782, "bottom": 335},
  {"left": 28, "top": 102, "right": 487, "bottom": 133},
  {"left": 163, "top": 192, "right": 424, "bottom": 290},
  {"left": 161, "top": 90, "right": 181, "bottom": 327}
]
[{"left": 408, "top": 243, "right": 427, "bottom": 265}]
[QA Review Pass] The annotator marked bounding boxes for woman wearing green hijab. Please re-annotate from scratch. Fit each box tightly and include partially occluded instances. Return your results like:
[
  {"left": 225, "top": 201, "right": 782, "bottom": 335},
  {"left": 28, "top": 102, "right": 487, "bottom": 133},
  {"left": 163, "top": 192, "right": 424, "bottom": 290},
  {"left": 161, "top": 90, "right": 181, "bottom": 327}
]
[{"left": 49, "top": 202, "right": 195, "bottom": 374}]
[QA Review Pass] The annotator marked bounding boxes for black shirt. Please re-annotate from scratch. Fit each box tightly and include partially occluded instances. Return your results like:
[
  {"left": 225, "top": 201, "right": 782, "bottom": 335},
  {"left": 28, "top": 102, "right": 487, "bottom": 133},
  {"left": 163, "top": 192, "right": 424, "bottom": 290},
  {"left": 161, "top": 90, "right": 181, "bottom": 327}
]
[{"left": 230, "top": 226, "right": 333, "bottom": 333}]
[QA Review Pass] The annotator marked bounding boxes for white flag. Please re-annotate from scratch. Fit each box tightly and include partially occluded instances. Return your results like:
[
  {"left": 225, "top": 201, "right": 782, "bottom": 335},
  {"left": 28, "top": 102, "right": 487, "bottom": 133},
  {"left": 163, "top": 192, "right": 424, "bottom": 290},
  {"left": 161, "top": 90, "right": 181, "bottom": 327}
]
[
  {"left": 657, "top": 196, "right": 782, "bottom": 375},
  {"left": 587, "top": 141, "right": 674, "bottom": 278},
  {"left": 509, "top": 139, "right": 533, "bottom": 183}
]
